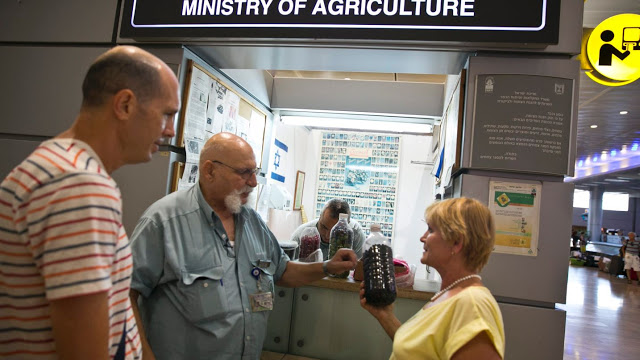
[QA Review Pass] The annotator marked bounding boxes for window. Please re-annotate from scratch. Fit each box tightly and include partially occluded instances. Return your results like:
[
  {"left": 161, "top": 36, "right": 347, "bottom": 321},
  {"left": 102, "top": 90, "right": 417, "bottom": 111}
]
[
  {"left": 572, "top": 189, "right": 629, "bottom": 211},
  {"left": 603, "top": 192, "right": 629, "bottom": 212},
  {"left": 573, "top": 189, "right": 589, "bottom": 208}
]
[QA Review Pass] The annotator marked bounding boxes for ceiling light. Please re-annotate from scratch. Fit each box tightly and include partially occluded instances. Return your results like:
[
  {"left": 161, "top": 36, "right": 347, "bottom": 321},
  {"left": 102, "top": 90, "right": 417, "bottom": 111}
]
[
  {"left": 620, "top": 110, "right": 628, "bottom": 115},
  {"left": 280, "top": 115, "right": 433, "bottom": 133},
  {"left": 344, "top": 77, "right": 351, "bottom": 80},
  {"left": 590, "top": 124, "right": 598, "bottom": 128},
  {"left": 604, "top": 178, "right": 629, "bottom": 182}
]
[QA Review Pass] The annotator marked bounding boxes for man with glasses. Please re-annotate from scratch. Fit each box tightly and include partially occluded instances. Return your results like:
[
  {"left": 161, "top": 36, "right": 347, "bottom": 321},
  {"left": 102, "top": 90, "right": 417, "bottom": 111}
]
[
  {"left": 128, "top": 132, "right": 357, "bottom": 360},
  {"left": 290, "top": 198, "right": 366, "bottom": 260}
]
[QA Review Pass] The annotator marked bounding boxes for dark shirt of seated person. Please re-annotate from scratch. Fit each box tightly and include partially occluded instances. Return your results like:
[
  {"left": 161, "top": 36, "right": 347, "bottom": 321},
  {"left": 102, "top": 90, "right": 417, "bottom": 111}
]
[{"left": 290, "top": 198, "right": 366, "bottom": 260}]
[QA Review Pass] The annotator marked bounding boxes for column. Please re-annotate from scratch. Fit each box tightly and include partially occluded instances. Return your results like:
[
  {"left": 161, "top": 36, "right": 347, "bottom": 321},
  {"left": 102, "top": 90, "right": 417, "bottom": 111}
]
[{"left": 588, "top": 185, "right": 604, "bottom": 242}]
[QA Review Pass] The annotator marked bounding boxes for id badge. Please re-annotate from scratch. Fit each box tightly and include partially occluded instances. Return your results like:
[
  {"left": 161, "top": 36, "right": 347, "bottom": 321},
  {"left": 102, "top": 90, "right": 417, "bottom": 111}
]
[{"left": 249, "top": 292, "right": 273, "bottom": 312}]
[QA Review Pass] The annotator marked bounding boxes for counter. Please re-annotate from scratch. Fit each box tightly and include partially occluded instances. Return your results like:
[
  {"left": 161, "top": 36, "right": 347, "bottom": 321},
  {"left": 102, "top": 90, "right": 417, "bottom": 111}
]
[
  {"left": 264, "top": 276, "right": 566, "bottom": 360},
  {"left": 264, "top": 277, "right": 432, "bottom": 359},
  {"left": 309, "top": 276, "right": 434, "bottom": 301}
]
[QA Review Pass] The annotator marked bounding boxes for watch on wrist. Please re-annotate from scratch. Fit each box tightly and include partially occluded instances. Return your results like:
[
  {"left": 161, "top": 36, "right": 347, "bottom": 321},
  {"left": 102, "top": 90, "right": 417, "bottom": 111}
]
[{"left": 322, "top": 260, "right": 331, "bottom": 277}]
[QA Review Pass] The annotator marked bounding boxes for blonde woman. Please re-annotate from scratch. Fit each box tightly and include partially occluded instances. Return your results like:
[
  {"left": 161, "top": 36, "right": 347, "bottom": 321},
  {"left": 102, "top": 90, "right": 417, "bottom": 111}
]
[{"left": 360, "top": 197, "right": 505, "bottom": 359}]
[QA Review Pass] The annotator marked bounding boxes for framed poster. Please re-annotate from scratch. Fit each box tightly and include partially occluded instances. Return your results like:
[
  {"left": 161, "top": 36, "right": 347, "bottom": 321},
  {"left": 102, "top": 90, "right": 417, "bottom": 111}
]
[
  {"left": 314, "top": 131, "right": 401, "bottom": 239},
  {"left": 489, "top": 181, "right": 541, "bottom": 256},
  {"left": 293, "top": 171, "right": 305, "bottom": 210},
  {"left": 175, "top": 59, "right": 268, "bottom": 190}
]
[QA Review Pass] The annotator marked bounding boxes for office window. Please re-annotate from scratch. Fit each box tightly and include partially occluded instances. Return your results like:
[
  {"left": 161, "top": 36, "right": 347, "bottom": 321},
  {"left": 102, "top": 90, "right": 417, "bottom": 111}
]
[{"left": 572, "top": 189, "right": 629, "bottom": 211}]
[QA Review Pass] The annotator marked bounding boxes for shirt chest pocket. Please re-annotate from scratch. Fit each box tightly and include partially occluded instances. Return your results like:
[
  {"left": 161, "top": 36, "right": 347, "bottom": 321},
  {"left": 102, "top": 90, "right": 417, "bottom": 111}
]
[
  {"left": 251, "top": 260, "right": 277, "bottom": 295},
  {"left": 178, "top": 265, "right": 229, "bottom": 324}
]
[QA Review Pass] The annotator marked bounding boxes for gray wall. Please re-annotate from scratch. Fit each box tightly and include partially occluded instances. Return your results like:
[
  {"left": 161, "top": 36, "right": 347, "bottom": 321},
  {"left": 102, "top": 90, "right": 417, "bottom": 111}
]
[
  {"left": 0, "top": 0, "right": 118, "bottom": 43},
  {"left": 271, "top": 78, "right": 444, "bottom": 117},
  {"left": 0, "top": 46, "right": 112, "bottom": 137},
  {"left": 572, "top": 198, "right": 639, "bottom": 234}
]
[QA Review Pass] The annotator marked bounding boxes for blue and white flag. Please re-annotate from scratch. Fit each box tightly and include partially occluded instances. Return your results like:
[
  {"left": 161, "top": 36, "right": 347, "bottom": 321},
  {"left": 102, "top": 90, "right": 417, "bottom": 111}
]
[{"left": 270, "top": 138, "right": 288, "bottom": 183}]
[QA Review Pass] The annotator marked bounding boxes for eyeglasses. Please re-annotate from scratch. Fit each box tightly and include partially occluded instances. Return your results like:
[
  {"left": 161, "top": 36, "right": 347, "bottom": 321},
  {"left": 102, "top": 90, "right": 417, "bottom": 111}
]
[{"left": 212, "top": 160, "right": 260, "bottom": 179}]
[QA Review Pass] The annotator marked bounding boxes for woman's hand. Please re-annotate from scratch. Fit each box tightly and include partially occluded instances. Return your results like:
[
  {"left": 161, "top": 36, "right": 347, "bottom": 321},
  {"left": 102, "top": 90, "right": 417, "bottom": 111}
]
[
  {"left": 359, "top": 281, "right": 401, "bottom": 340},
  {"left": 359, "top": 281, "right": 394, "bottom": 319}
]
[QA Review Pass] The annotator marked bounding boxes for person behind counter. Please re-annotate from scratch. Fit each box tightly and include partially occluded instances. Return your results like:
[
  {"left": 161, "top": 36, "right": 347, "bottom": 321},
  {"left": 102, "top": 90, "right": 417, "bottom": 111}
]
[
  {"left": 360, "top": 197, "right": 505, "bottom": 359},
  {"left": 290, "top": 198, "right": 366, "bottom": 259},
  {"left": 129, "top": 132, "right": 357, "bottom": 360}
]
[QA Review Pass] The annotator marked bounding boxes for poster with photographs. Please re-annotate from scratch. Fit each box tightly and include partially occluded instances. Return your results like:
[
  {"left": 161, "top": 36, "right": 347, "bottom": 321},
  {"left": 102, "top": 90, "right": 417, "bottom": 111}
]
[
  {"left": 176, "top": 60, "right": 268, "bottom": 193},
  {"left": 315, "top": 131, "right": 401, "bottom": 240}
]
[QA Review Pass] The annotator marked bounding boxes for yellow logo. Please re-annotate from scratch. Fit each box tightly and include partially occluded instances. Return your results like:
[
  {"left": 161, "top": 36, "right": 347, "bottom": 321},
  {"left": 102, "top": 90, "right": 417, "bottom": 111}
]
[{"left": 584, "top": 13, "right": 640, "bottom": 86}]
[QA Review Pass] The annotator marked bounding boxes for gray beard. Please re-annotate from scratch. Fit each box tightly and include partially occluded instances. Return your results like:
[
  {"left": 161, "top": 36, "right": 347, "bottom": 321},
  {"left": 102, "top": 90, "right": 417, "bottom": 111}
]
[{"left": 224, "top": 187, "right": 253, "bottom": 214}]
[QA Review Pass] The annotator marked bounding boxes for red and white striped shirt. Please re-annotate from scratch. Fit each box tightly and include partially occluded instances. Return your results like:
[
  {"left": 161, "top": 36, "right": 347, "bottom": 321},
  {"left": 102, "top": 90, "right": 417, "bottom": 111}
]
[{"left": 0, "top": 139, "right": 141, "bottom": 359}]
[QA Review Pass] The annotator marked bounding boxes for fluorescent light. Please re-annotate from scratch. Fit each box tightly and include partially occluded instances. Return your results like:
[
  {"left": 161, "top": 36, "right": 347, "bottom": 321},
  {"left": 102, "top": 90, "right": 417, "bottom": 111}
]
[
  {"left": 620, "top": 110, "right": 628, "bottom": 115},
  {"left": 281, "top": 115, "right": 433, "bottom": 133},
  {"left": 590, "top": 124, "right": 598, "bottom": 128}
]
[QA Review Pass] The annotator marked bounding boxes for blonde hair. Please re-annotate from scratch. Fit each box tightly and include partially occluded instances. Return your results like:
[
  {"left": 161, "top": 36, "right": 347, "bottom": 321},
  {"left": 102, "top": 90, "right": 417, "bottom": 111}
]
[{"left": 425, "top": 197, "right": 495, "bottom": 272}]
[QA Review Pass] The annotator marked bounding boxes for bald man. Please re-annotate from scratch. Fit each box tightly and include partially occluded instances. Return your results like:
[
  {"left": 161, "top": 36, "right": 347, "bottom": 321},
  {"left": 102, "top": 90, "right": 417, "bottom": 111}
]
[
  {"left": 0, "top": 46, "right": 179, "bottom": 359},
  {"left": 129, "top": 132, "right": 357, "bottom": 360}
]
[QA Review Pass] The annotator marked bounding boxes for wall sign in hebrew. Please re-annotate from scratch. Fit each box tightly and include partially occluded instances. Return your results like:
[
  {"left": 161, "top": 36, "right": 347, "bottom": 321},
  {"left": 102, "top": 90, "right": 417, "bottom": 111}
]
[{"left": 470, "top": 74, "right": 573, "bottom": 176}]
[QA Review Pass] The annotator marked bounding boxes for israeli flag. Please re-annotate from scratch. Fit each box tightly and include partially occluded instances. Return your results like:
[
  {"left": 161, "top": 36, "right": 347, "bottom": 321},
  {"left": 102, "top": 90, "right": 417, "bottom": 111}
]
[{"left": 270, "top": 138, "right": 288, "bottom": 183}]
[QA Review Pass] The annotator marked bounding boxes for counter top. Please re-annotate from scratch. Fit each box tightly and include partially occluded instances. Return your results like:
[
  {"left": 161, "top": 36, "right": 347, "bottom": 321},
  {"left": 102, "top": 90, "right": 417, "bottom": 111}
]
[{"left": 307, "top": 276, "right": 435, "bottom": 302}]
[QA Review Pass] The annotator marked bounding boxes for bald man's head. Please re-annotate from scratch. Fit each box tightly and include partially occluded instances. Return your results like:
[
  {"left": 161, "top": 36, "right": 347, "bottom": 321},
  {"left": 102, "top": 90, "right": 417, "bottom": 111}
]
[
  {"left": 81, "top": 46, "right": 170, "bottom": 108},
  {"left": 199, "top": 132, "right": 254, "bottom": 170}
]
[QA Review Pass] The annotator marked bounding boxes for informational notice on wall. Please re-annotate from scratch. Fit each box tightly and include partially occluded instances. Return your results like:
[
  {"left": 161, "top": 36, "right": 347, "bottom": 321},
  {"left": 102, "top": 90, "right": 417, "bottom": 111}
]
[
  {"left": 470, "top": 74, "right": 573, "bottom": 176},
  {"left": 489, "top": 181, "right": 541, "bottom": 256}
]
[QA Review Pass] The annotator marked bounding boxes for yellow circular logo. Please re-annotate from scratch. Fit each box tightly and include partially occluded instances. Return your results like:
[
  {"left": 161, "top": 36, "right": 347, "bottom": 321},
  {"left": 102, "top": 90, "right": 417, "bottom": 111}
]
[{"left": 586, "top": 13, "right": 640, "bottom": 85}]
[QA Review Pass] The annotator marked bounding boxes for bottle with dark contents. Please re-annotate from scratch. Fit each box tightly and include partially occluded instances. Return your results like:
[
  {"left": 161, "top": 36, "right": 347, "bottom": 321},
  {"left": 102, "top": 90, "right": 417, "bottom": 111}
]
[
  {"left": 299, "top": 227, "right": 321, "bottom": 262},
  {"left": 328, "top": 213, "right": 354, "bottom": 278},
  {"left": 363, "top": 224, "right": 396, "bottom": 306}
]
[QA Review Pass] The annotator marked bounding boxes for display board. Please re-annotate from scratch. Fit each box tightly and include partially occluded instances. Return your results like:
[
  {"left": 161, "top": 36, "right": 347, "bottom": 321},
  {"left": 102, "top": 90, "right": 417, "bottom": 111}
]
[
  {"left": 470, "top": 74, "right": 573, "bottom": 176},
  {"left": 174, "top": 60, "right": 267, "bottom": 191},
  {"left": 314, "top": 131, "right": 401, "bottom": 239}
]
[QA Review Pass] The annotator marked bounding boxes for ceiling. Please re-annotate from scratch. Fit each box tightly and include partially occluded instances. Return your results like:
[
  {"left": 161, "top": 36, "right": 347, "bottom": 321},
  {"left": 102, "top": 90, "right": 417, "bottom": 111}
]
[{"left": 569, "top": 0, "right": 640, "bottom": 196}]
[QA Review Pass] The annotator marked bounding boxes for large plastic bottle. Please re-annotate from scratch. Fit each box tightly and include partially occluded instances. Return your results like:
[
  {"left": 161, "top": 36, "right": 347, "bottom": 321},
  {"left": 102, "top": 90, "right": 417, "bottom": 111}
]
[
  {"left": 328, "top": 213, "right": 354, "bottom": 278},
  {"left": 363, "top": 224, "right": 396, "bottom": 306}
]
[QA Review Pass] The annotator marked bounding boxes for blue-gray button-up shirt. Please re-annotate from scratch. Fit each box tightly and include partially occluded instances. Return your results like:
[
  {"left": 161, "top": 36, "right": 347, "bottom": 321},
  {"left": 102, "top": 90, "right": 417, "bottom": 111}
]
[{"left": 130, "top": 184, "right": 288, "bottom": 360}]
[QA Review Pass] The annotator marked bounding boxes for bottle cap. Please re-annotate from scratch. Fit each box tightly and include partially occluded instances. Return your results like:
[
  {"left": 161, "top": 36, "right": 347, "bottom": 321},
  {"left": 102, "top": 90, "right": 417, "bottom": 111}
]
[
  {"left": 339, "top": 213, "right": 349, "bottom": 220},
  {"left": 370, "top": 223, "right": 382, "bottom": 232}
]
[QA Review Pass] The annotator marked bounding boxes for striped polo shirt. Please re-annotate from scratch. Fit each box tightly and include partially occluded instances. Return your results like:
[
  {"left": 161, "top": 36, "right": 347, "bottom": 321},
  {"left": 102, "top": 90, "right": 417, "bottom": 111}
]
[
  {"left": 624, "top": 238, "right": 639, "bottom": 257},
  {"left": 0, "top": 139, "right": 141, "bottom": 359}
]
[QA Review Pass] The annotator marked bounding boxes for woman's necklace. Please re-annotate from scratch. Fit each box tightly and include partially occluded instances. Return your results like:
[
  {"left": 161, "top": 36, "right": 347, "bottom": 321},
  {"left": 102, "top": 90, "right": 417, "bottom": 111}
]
[{"left": 430, "top": 274, "right": 482, "bottom": 302}]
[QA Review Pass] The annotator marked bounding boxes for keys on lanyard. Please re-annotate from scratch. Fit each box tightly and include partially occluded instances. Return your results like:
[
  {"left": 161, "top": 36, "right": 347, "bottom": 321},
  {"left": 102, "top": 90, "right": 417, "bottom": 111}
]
[{"left": 249, "top": 266, "right": 273, "bottom": 311}]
